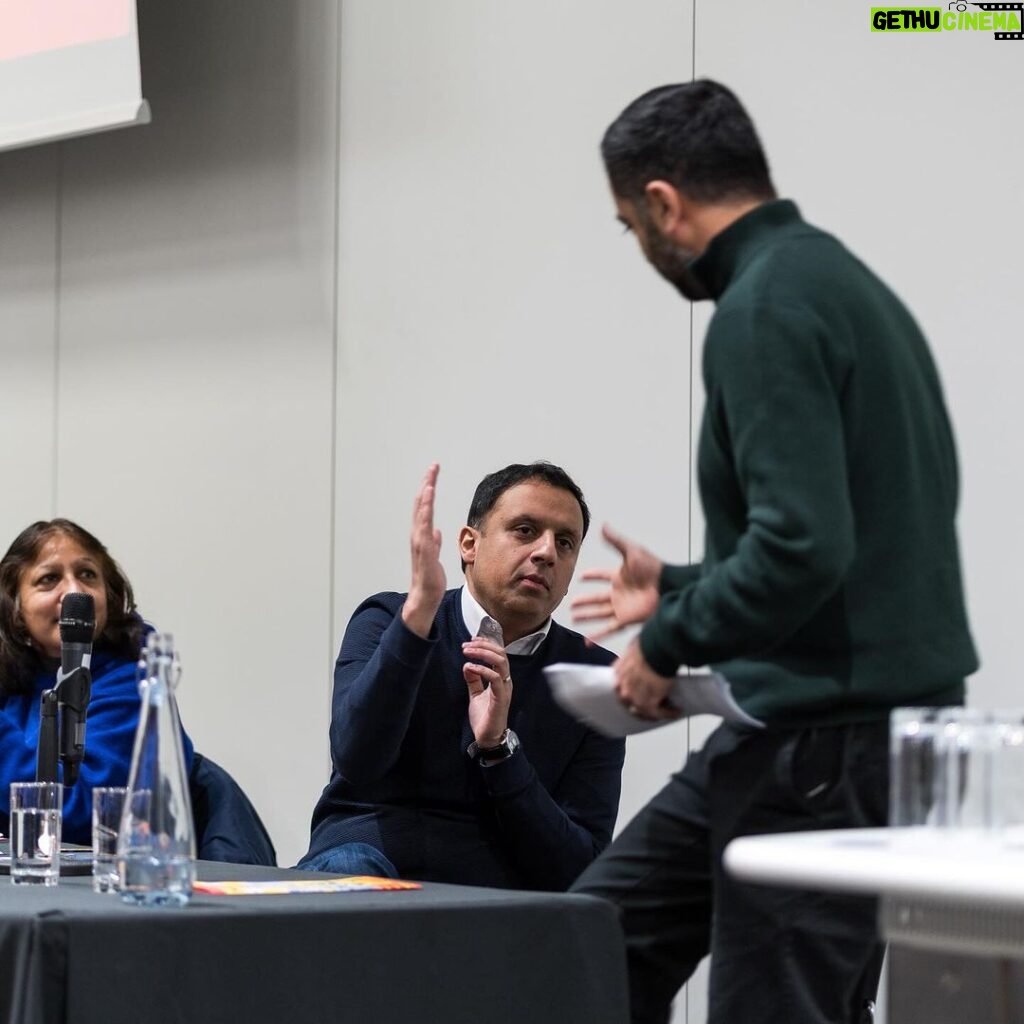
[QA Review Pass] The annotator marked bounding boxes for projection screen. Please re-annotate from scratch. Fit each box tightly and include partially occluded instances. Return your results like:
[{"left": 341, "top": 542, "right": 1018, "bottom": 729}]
[{"left": 0, "top": 0, "right": 148, "bottom": 153}]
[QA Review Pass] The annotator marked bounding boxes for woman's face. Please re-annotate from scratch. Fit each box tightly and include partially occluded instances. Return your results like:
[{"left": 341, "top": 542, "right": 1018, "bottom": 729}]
[{"left": 17, "top": 533, "right": 109, "bottom": 658}]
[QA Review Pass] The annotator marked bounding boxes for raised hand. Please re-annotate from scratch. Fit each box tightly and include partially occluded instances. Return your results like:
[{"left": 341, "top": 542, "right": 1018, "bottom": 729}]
[
  {"left": 570, "top": 524, "right": 663, "bottom": 642},
  {"left": 402, "top": 463, "right": 447, "bottom": 638},
  {"left": 461, "top": 636, "right": 512, "bottom": 748}
]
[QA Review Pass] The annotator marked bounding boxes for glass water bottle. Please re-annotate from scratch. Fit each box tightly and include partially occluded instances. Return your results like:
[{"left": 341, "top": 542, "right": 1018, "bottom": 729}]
[{"left": 117, "top": 632, "right": 196, "bottom": 906}]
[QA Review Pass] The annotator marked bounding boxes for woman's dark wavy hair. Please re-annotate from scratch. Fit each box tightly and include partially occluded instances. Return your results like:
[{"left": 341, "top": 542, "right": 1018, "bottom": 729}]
[{"left": 0, "top": 519, "right": 143, "bottom": 696}]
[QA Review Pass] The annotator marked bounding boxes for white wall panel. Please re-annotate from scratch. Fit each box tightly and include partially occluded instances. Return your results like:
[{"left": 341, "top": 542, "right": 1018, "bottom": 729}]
[{"left": 52, "top": 0, "right": 339, "bottom": 868}]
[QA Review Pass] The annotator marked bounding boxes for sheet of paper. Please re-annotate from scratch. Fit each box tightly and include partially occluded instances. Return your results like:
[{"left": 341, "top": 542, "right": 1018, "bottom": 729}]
[{"left": 543, "top": 663, "right": 764, "bottom": 737}]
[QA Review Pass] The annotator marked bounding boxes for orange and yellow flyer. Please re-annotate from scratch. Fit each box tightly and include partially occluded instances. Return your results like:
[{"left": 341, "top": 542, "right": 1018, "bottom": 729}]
[{"left": 193, "top": 876, "right": 421, "bottom": 896}]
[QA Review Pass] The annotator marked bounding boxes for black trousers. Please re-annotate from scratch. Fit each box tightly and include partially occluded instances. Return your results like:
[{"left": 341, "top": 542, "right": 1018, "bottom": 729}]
[{"left": 572, "top": 721, "right": 889, "bottom": 1024}]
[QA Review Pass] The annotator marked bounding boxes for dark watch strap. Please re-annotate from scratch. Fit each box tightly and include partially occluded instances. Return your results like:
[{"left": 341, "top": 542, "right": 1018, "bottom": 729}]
[{"left": 466, "top": 729, "right": 520, "bottom": 764}]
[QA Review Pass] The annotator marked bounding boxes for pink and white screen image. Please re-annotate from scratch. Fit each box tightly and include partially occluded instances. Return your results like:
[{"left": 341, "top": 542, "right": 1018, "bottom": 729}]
[{"left": 0, "top": 0, "right": 131, "bottom": 62}]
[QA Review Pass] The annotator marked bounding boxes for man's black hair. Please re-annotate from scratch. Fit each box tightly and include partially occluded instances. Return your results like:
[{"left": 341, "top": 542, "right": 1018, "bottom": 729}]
[{"left": 601, "top": 79, "right": 776, "bottom": 204}]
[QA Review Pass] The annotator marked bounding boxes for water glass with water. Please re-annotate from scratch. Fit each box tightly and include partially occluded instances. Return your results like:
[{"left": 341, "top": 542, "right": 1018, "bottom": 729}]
[{"left": 10, "top": 782, "right": 62, "bottom": 885}]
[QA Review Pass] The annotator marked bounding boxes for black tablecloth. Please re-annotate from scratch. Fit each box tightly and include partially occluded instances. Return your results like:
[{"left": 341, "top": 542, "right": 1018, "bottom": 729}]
[{"left": 0, "top": 862, "right": 628, "bottom": 1024}]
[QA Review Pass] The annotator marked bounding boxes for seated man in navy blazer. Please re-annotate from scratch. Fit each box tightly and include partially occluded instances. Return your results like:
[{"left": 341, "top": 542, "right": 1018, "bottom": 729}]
[{"left": 300, "top": 461, "right": 625, "bottom": 890}]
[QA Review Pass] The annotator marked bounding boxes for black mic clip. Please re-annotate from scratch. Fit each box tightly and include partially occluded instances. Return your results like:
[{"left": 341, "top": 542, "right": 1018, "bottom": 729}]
[{"left": 36, "top": 666, "right": 94, "bottom": 787}]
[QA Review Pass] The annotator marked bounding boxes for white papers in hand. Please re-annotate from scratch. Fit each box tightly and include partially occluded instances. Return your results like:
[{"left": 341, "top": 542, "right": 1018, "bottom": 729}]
[{"left": 543, "top": 663, "right": 764, "bottom": 737}]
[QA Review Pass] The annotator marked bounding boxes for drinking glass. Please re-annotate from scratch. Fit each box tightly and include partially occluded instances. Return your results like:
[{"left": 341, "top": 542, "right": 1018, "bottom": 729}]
[
  {"left": 9, "top": 782, "right": 62, "bottom": 885},
  {"left": 937, "top": 708, "right": 995, "bottom": 830},
  {"left": 92, "top": 786, "right": 128, "bottom": 893},
  {"left": 889, "top": 708, "right": 945, "bottom": 826},
  {"left": 990, "top": 712, "right": 1024, "bottom": 835}
]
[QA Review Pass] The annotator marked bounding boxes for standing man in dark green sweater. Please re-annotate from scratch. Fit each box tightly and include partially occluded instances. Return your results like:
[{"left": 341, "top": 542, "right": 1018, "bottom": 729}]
[{"left": 571, "top": 81, "right": 978, "bottom": 1024}]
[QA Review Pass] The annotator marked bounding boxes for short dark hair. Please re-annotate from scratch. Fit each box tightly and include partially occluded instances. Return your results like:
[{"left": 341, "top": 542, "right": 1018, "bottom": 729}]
[
  {"left": 462, "top": 462, "right": 591, "bottom": 571},
  {"left": 0, "top": 519, "right": 143, "bottom": 696},
  {"left": 601, "top": 80, "right": 776, "bottom": 204}
]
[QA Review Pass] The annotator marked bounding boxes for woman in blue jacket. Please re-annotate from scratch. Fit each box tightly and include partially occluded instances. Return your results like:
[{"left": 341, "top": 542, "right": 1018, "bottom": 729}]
[{"left": 0, "top": 518, "right": 193, "bottom": 844}]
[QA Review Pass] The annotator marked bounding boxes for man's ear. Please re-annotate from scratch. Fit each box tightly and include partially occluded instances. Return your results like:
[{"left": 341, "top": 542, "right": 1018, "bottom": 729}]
[
  {"left": 458, "top": 526, "right": 479, "bottom": 567},
  {"left": 644, "top": 180, "right": 690, "bottom": 237}
]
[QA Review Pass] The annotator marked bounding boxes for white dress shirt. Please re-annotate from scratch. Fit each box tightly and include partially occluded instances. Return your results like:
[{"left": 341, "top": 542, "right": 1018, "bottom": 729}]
[{"left": 460, "top": 585, "right": 550, "bottom": 655}]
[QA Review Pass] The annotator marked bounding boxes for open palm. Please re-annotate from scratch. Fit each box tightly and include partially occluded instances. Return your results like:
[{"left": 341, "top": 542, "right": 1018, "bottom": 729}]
[{"left": 571, "top": 525, "right": 662, "bottom": 642}]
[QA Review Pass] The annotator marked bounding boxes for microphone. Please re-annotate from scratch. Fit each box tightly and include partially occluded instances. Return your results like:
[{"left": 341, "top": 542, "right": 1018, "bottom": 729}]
[
  {"left": 57, "top": 592, "right": 95, "bottom": 787},
  {"left": 59, "top": 592, "right": 95, "bottom": 681}
]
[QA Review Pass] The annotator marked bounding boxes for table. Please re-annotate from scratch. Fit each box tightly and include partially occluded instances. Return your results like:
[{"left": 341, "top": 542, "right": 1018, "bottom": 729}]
[
  {"left": 0, "top": 862, "right": 629, "bottom": 1024},
  {"left": 725, "top": 827, "right": 1024, "bottom": 1023}
]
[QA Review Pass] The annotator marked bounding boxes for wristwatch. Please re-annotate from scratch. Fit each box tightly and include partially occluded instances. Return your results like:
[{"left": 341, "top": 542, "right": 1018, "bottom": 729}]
[{"left": 467, "top": 729, "right": 520, "bottom": 765}]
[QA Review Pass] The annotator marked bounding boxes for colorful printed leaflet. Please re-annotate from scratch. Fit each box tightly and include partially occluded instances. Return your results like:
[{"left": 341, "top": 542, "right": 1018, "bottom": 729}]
[{"left": 193, "top": 876, "right": 421, "bottom": 896}]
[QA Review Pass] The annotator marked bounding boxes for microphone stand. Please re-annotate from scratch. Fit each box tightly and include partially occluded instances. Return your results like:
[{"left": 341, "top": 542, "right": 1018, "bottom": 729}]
[
  {"left": 35, "top": 689, "right": 60, "bottom": 783},
  {"left": 34, "top": 666, "right": 92, "bottom": 787}
]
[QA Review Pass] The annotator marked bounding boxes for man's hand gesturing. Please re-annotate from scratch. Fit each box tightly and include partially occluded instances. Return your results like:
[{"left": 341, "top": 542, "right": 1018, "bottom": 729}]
[
  {"left": 402, "top": 463, "right": 447, "bottom": 639},
  {"left": 570, "top": 525, "right": 663, "bottom": 642}
]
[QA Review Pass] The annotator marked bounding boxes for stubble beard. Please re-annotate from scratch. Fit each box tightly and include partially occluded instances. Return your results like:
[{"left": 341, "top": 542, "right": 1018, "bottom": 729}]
[{"left": 646, "top": 230, "right": 710, "bottom": 302}]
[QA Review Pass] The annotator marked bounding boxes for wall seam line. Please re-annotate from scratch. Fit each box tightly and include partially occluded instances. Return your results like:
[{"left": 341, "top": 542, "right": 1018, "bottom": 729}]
[{"left": 327, "top": 0, "right": 344, "bottom": 746}]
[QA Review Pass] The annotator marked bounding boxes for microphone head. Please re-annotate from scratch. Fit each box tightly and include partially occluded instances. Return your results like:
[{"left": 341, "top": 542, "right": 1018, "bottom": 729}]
[{"left": 59, "top": 592, "right": 96, "bottom": 645}]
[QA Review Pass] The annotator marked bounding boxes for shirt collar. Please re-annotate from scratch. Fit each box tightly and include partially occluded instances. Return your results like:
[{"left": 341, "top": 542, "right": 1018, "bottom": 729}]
[
  {"left": 689, "top": 199, "right": 803, "bottom": 300},
  {"left": 459, "top": 585, "right": 550, "bottom": 655}
]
